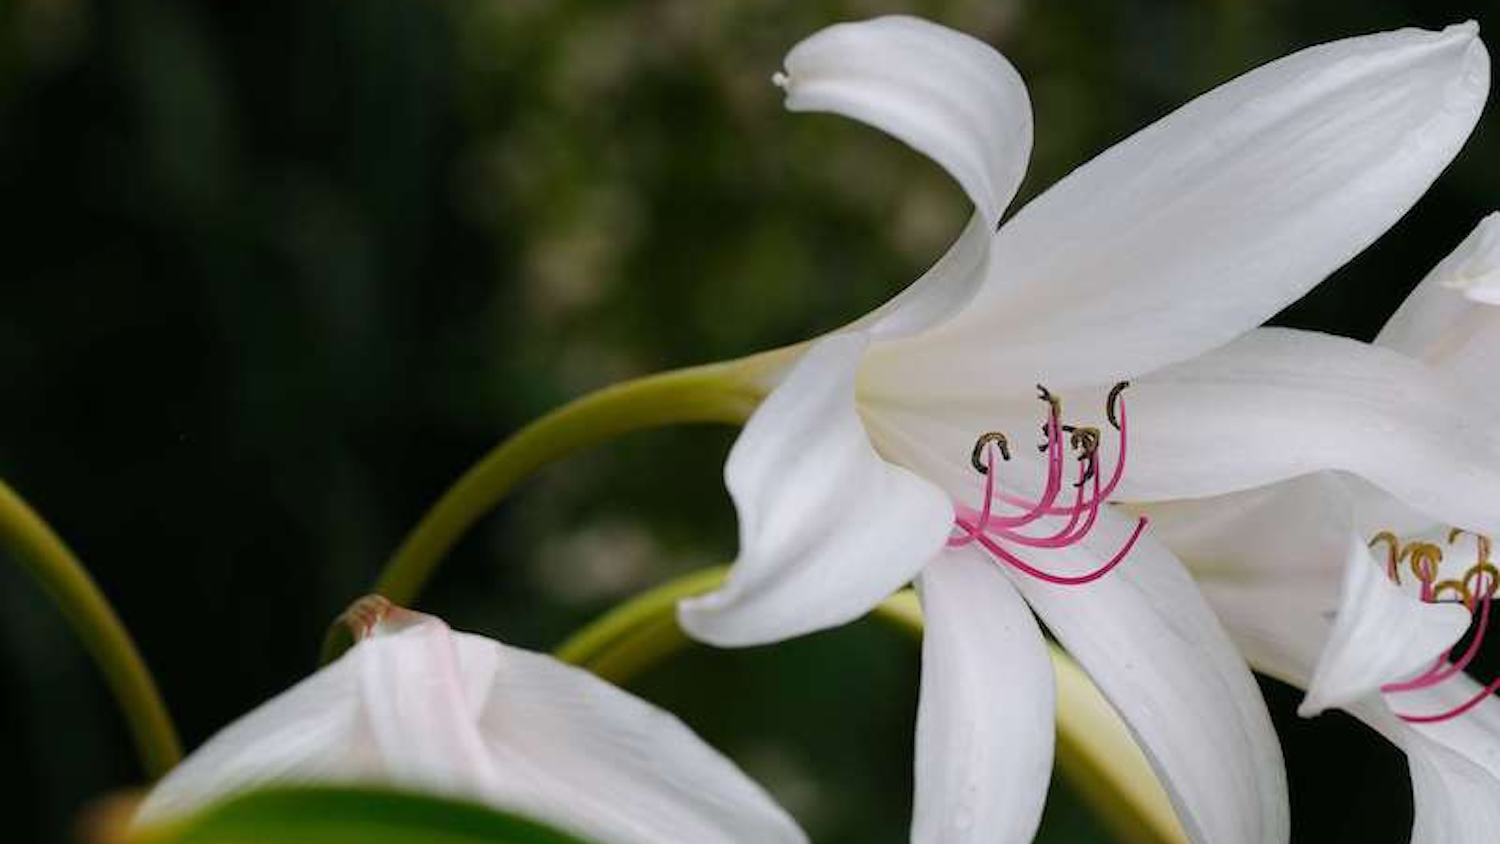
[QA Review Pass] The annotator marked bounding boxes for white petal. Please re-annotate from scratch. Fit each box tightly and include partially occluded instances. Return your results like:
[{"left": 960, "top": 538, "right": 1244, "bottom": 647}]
[
  {"left": 1425, "top": 212, "right": 1500, "bottom": 303},
  {"left": 1008, "top": 512, "right": 1289, "bottom": 844},
  {"left": 1124, "top": 328, "right": 1500, "bottom": 535},
  {"left": 1376, "top": 212, "right": 1500, "bottom": 397},
  {"left": 913, "top": 551, "right": 1053, "bottom": 844},
  {"left": 1135, "top": 475, "right": 1349, "bottom": 690},
  {"left": 134, "top": 614, "right": 500, "bottom": 824},
  {"left": 356, "top": 615, "right": 503, "bottom": 797},
  {"left": 679, "top": 333, "right": 953, "bottom": 646},
  {"left": 779, "top": 15, "right": 1031, "bottom": 228},
  {"left": 1406, "top": 736, "right": 1500, "bottom": 844},
  {"left": 1299, "top": 533, "right": 1471, "bottom": 716},
  {"left": 468, "top": 636, "right": 808, "bottom": 844},
  {"left": 1383, "top": 675, "right": 1500, "bottom": 779},
  {"left": 137, "top": 617, "right": 807, "bottom": 844},
  {"left": 1355, "top": 683, "right": 1500, "bottom": 844},
  {"left": 1140, "top": 473, "right": 1353, "bottom": 585},
  {"left": 863, "top": 23, "right": 1489, "bottom": 397},
  {"left": 132, "top": 653, "right": 369, "bottom": 826},
  {"left": 851, "top": 211, "right": 992, "bottom": 340}
]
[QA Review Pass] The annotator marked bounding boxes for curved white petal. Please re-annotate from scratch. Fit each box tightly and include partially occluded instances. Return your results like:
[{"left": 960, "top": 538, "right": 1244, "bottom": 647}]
[
  {"left": 1377, "top": 213, "right": 1500, "bottom": 398},
  {"left": 136, "top": 616, "right": 807, "bottom": 844},
  {"left": 1141, "top": 482, "right": 1346, "bottom": 700},
  {"left": 467, "top": 636, "right": 808, "bottom": 844},
  {"left": 1300, "top": 533, "right": 1471, "bottom": 716},
  {"left": 679, "top": 333, "right": 953, "bottom": 646},
  {"left": 357, "top": 614, "right": 502, "bottom": 796},
  {"left": 913, "top": 551, "right": 1053, "bottom": 844},
  {"left": 135, "top": 614, "right": 503, "bottom": 822},
  {"left": 1141, "top": 473, "right": 1353, "bottom": 584},
  {"left": 1137, "top": 475, "right": 1349, "bottom": 692},
  {"left": 851, "top": 211, "right": 993, "bottom": 340},
  {"left": 780, "top": 15, "right": 1031, "bottom": 228},
  {"left": 1008, "top": 512, "right": 1289, "bottom": 844},
  {"left": 1123, "top": 328, "right": 1500, "bottom": 535},
  {"left": 132, "top": 649, "right": 369, "bottom": 826},
  {"left": 864, "top": 22, "right": 1489, "bottom": 397},
  {"left": 1406, "top": 735, "right": 1500, "bottom": 844},
  {"left": 1384, "top": 675, "right": 1500, "bottom": 780},
  {"left": 1353, "top": 682, "right": 1500, "bottom": 844}
]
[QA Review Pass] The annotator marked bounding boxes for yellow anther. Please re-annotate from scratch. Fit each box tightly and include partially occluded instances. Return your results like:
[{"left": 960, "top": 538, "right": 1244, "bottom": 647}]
[
  {"left": 1401, "top": 542, "right": 1444, "bottom": 584},
  {"left": 1464, "top": 562, "right": 1500, "bottom": 602},
  {"left": 971, "top": 432, "right": 1011, "bottom": 474},
  {"left": 1449, "top": 528, "right": 1494, "bottom": 565},
  {"left": 1432, "top": 579, "right": 1472, "bottom": 606},
  {"left": 1370, "top": 531, "right": 1402, "bottom": 582}
]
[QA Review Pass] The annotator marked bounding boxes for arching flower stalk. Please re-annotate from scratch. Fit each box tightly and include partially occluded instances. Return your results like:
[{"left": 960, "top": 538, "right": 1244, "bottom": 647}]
[{"left": 673, "top": 14, "right": 1492, "bottom": 844}]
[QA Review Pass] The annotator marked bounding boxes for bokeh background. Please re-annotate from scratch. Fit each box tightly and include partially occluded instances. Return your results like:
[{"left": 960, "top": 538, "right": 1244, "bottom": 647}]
[{"left": 2, "top": 0, "right": 1497, "bottom": 841}]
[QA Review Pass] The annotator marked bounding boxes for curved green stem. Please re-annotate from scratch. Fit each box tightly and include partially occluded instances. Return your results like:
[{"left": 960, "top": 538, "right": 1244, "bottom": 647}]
[
  {"left": 555, "top": 569, "right": 1187, "bottom": 844},
  {"left": 371, "top": 355, "right": 787, "bottom": 610},
  {"left": 0, "top": 477, "right": 181, "bottom": 778}
]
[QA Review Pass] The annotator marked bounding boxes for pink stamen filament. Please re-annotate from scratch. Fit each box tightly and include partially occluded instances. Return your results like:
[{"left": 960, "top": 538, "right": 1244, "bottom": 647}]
[
  {"left": 973, "top": 405, "right": 1067, "bottom": 530},
  {"left": 990, "top": 400, "right": 1130, "bottom": 516},
  {"left": 960, "top": 515, "right": 1148, "bottom": 586},
  {"left": 1394, "top": 674, "right": 1500, "bottom": 724},
  {"left": 949, "top": 392, "right": 1142, "bottom": 586},
  {"left": 1387, "top": 571, "right": 1499, "bottom": 723},
  {"left": 952, "top": 449, "right": 1095, "bottom": 548},
  {"left": 1382, "top": 589, "right": 1490, "bottom": 694}
]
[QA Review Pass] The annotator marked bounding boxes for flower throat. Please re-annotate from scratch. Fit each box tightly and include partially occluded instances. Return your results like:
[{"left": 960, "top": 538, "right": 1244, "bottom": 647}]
[
  {"left": 1371, "top": 530, "right": 1500, "bottom": 724},
  {"left": 947, "top": 383, "right": 1146, "bottom": 584}
]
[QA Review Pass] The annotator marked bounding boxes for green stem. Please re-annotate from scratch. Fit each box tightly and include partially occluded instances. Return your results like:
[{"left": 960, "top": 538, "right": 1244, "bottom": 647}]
[
  {"left": 372, "top": 357, "right": 783, "bottom": 610},
  {"left": 555, "top": 569, "right": 1187, "bottom": 844},
  {"left": 0, "top": 477, "right": 182, "bottom": 778}
]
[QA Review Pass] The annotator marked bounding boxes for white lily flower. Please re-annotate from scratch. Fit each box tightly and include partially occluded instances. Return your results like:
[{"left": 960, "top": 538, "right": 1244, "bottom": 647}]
[
  {"left": 1145, "top": 216, "right": 1500, "bottom": 844},
  {"left": 133, "top": 599, "right": 807, "bottom": 844},
  {"left": 674, "top": 15, "right": 1490, "bottom": 844}
]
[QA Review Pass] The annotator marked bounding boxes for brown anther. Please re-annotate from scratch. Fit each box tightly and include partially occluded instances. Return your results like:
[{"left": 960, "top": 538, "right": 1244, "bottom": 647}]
[
  {"left": 971, "top": 432, "right": 1011, "bottom": 474},
  {"left": 338, "top": 594, "right": 394, "bottom": 642},
  {"left": 1036, "top": 384, "right": 1062, "bottom": 420},
  {"left": 1069, "top": 426, "right": 1101, "bottom": 456},
  {"left": 1106, "top": 381, "right": 1130, "bottom": 430},
  {"left": 1068, "top": 427, "right": 1102, "bottom": 487}
]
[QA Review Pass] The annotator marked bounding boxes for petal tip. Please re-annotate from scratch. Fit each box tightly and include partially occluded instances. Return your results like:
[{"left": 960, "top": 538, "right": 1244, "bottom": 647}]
[
  {"left": 1445, "top": 20, "right": 1480, "bottom": 39},
  {"left": 1295, "top": 695, "right": 1329, "bottom": 719},
  {"left": 675, "top": 591, "right": 754, "bottom": 648}
]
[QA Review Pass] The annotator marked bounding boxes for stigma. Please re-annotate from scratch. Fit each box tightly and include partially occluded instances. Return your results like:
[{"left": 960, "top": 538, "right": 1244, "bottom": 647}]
[
  {"left": 1372, "top": 529, "right": 1500, "bottom": 723},
  {"left": 947, "top": 382, "right": 1146, "bottom": 585}
]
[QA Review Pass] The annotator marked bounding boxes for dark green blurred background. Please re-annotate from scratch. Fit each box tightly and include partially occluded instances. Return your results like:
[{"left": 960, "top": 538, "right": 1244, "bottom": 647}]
[{"left": 1, "top": 0, "right": 1496, "bottom": 841}]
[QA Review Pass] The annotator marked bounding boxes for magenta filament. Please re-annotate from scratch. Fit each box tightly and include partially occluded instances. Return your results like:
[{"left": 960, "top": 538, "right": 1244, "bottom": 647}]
[
  {"left": 1382, "top": 559, "right": 1498, "bottom": 724},
  {"left": 948, "top": 385, "right": 1146, "bottom": 586}
]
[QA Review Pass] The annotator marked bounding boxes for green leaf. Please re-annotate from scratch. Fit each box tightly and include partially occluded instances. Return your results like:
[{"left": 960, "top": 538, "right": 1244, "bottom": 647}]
[{"left": 128, "top": 786, "right": 600, "bottom": 844}]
